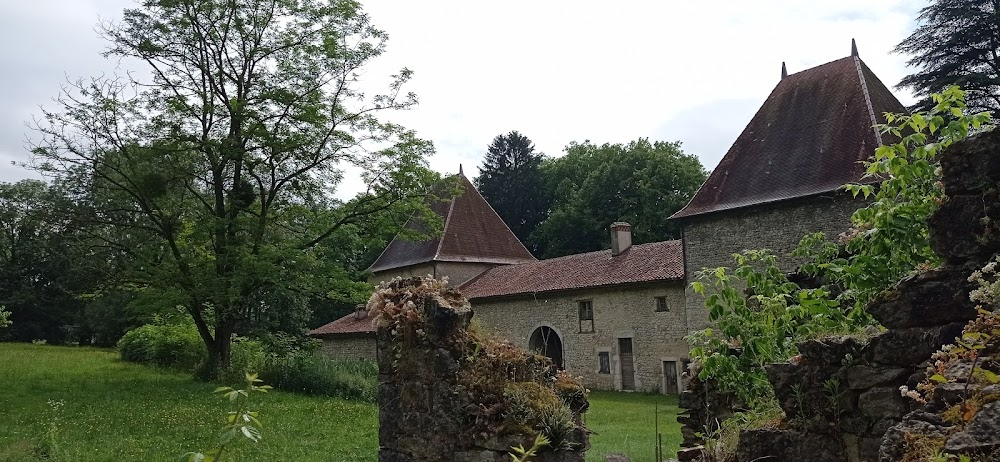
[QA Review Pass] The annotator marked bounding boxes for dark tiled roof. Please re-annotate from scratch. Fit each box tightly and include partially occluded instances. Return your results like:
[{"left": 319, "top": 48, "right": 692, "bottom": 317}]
[
  {"left": 671, "top": 55, "right": 906, "bottom": 219},
  {"left": 308, "top": 312, "right": 375, "bottom": 336},
  {"left": 459, "top": 240, "right": 683, "bottom": 300},
  {"left": 367, "top": 174, "right": 537, "bottom": 273}
]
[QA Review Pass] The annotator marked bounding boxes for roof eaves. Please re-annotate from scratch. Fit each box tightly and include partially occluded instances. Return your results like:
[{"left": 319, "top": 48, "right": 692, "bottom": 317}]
[{"left": 467, "top": 277, "right": 685, "bottom": 302}]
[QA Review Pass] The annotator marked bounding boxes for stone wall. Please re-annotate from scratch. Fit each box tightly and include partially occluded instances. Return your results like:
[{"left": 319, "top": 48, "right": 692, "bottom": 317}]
[
  {"left": 472, "top": 282, "right": 689, "bottom": 393},
  {"left": 680, "top": 192, "right": 865, "bottom": 332},
  {"left": 370, "top": 261, "right": 499, "bottom": 287},
  {"left": 317, "top": 335, "right": 376, "bottom": 361},
  {"left": 369, "top": 263, "right": 437, "bottom": 285},
  {"left": 373, "top": 277, "right": 589, "bottom": 462}
]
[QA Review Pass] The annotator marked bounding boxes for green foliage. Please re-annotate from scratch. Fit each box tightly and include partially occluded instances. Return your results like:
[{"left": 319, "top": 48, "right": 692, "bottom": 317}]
[
  {"left": 895, "top": 0, "right": 1000, "bottom": 115},
  {"left": 509, "top": 434, "right": 550, "bottom": 462},
  {"left": 223, "top": 337, "right": 377, "bottom": 402},
  {"left": 476, "top": 131, "right": 551, "bottom": 255},
  {"left": 117, "top": 321, "right": 207, "bottom": 371},
  {"left": 835, "top": 87, "right": 992, "bottom": 309},
  {"left": 0, "top": 343, "right": 379, "bottom": 461},
  {"left": 530, "top": 138, "right": 707, "bottom": 258},
  {"left": 688, "top": 250, "right": 860, "bottom": 406},
  {"left": 29, "top": 0, "right": 442, "bottom": 371},
  {"left": 689, "top": 87, "right": 991, "bottom": 409},
  {"left": 182, "top": 373, "right": 272, "bottom": 462},
  {"left": 0, "top": 306, "right": 10, "bottom": 329}
]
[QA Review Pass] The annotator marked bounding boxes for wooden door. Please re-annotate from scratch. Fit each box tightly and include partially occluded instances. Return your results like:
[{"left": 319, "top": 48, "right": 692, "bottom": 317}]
[
  {"left": 664, "top": 361, "right": 678, "bottom": 394},
  {"left": 619, "top": 338, "right": 635, "bottom": 391}
]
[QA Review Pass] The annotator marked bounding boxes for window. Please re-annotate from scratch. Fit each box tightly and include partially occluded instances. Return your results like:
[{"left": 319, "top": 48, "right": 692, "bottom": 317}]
[
  {"left": 655, "top": 296, "right": 669, "bottom": 312},
  {"left": 598, "top": 352, "right": 610, "bottom": 374},
  {"left": 578, "top": 300, "right": 594, "bottom": 333}
]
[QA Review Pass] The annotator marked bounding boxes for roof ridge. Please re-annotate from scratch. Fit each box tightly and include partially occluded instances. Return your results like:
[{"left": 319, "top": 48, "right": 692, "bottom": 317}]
[
  {"left": 854, "top": 56, "right": 884, "bottom": 146},
  {"left": 433, "top": 191, "right": 458, "bottom": 260}
]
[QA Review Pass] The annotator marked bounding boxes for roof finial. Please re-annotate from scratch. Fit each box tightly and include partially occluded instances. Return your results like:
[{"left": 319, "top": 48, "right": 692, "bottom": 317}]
[
  {"left": 851, "top": 38, "right": 858, "bottom": 57},
  {"left": 459, "top": 164, "right": 464, "bottom": 176},
  {"left": 781, "top": 61, "right": 788, "bottom": 80}
]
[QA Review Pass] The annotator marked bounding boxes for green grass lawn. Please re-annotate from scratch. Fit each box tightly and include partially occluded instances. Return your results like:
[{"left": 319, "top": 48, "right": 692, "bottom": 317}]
[
  {"left": 585, "top": 391, "right": 681, "bottom": 462},
  {"left": 0, "top": 343, "right": 377, "bottom": 462},
  {"left": 0, "top": 343, "right": 679, "bottom": 462}
]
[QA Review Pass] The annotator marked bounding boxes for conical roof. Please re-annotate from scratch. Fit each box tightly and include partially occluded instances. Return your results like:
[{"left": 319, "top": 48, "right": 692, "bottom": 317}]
[
  {"left": 367, "top": 173, "right": 536, "bottom": 273},
  {"left": 671, "top": 54, "right": 907, "bottom": 219}
]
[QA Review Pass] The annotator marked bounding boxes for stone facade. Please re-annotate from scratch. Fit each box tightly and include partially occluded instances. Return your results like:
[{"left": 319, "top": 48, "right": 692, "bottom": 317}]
[
  {"left": 473, "top": 282, "right": 689, "bottom": 393},
  {"left": 681, "top": 192, "right": 865, "bottom": 332},
  {"left": 317, "top": 334, "right": 375, "bottom": 361}
]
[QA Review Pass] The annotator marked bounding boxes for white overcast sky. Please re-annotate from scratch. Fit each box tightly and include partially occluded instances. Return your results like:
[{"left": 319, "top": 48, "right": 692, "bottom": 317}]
[{"left": 0, "top": 0, "right": 925, "bottom": 197}]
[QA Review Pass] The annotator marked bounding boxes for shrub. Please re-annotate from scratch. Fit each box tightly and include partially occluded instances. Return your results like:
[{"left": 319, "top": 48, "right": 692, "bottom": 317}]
[
  {"left": 222, "top": 337, "right": 377, "bottom": 402},
  {"left": 117, "top": 321, "right": 206, "bottom": 371}
]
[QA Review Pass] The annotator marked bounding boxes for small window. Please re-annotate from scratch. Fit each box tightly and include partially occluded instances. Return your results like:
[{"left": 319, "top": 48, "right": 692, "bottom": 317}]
[
  {"left": 598, "top": 352, "right": 610, "bottom": 374},
  {"left": 655, "top": 296, "right": 669, "bottom": 312},
  {"left": 578, "top": 300, "right": 594, "bottom": 333}
]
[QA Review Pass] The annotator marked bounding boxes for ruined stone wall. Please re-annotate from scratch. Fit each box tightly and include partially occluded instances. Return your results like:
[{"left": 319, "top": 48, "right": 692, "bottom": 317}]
[
  {"left": 472, "top": 282, "right": 689, "bottom": 393},
  {"left": 317, "top": 335, "right": 376, "bottom": 361},
  {"left": 680, "top": 192, "right": 865, "bottom": 332},
  {"left": 373, "top": 277, "right": 589, "bottom": 462}
]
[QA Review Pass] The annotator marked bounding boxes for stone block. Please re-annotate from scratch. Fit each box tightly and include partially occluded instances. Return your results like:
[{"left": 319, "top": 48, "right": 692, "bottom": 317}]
[
  {"left": 929, "top": 193, "right": 1000, "bottom": 265},
  {"left": 939, "top": 129, "right": 1000, "bottom": 197},
  {"left": 846, "top": 365, "right": 908, "bottom": 389},
  {"left": 866, "top": 267, "right": 977, "bottom": 329},
  {"left": 944, "top": 401, "right": 1000, "bottom": 454},
  {"left": 676, "top": 446, "right": 704, "bottom": 462},
  {"left": 736, "top": 428, "right": 847, "bottom": 462},
  {"left": 858, "top": 387, "right": 908, "bottom": 419},
  {"left": 797, "top": 336, "right": 864, "bottom": 365},
  {"left": 867, "top": 322, "right": 966, "bottom": 366}
]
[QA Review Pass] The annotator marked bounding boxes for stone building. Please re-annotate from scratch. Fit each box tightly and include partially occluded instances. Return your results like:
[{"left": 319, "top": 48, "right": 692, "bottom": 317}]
[
  {"left": 308, "top": 171, "right": 535, "bottom": 359},
  {"left": 671, "top": 44, "right": 906, "bottom": 333},
  {"left": 311, "top": 44, "right": 909, "bottom": 394},
  {"left": 461, "top": 223, "right": 688, "bottom": 393}
]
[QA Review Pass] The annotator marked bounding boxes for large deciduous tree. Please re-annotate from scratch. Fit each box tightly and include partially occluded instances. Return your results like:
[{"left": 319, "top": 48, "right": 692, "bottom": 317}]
[
  {"left": 30, "top": 0, "right": 440, "bottom": 372},
  {"left": 474, "top": 131, "right": 550, "bottom": 254},
  {"left": 530, "top": 139, "right": 706, "bottom": 258},
  {"left": 895, "top": 0, "right": 1000, "bottom": 114}
]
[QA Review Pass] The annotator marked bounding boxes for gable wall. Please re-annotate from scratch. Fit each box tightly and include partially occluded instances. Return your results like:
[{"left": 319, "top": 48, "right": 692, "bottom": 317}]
[
  {"left": 681, "top": 192, "right": 864, "bottom": 332},
  {"left": 471, "top": 282, "right": 688, "bottom": 393},
  {"left": 317, "top": 335, "right": 376, "bottom": 361},
  {"left": 370, "top": 261, "right": 497, "bottom": 287}
]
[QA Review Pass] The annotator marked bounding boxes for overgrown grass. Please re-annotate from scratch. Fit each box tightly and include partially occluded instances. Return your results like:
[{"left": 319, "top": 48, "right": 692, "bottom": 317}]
[
  {"left": 585, "top": 391, "right": 681, "bottom": 462},
  {"left": 0, "top": 343, "right": 679, "bottom": 462},
  {"left": 0, "top": 343, "right": 377, "bottom": 461}
]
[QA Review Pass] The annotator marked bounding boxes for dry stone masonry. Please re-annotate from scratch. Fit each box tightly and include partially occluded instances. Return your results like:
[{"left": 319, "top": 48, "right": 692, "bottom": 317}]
[
  {"left": 676, "top": 129, "right": 1000, "bottom": 462},
  {"left": 371, "top": 277, "right": 589, "bottom": 462}
]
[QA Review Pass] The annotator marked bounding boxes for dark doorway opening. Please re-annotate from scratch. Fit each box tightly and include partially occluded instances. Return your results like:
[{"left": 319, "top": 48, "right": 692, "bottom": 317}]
[
  {"left": 619, "top": 338, "right": 635, "bottom": 391},
  {"left": 529, "top": 326, "right": 564, "bottom": 369}
]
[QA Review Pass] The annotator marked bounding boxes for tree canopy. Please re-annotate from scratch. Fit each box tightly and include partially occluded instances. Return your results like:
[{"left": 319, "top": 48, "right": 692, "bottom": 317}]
[
  {"left": 474, "top": 131, "right": 550, "bottom": 255},
  {"left": 29, "top": 0, "right": 441, "bottom": 371},
  {"left": 529, "top": 139, "right": 707, "bottom": 258},
  {"left": 895, "top": 0, "right": 1000, "bottom": 114}
]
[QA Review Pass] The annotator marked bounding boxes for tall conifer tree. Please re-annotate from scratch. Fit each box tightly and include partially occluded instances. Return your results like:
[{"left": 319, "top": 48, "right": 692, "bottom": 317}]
[
  {"left": 474, "top": 131, "right": 550, "bottom": 255},
  {"left": 895, "top": 0, "right": 1000, "bottom": 114}
]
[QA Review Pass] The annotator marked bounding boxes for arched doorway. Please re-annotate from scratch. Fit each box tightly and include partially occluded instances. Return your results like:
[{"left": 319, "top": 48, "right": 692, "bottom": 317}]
[{"left": 528, "top": 326, "right": 563, "bottom": 369}]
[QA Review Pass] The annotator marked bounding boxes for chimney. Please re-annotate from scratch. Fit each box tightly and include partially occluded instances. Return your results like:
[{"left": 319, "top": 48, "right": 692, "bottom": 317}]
[
  {"left": 354, "top": 304, "right": 368, "bottom": 320},
  {"left": 610, "top": 222, "right": 632, "bottom": 256}
]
